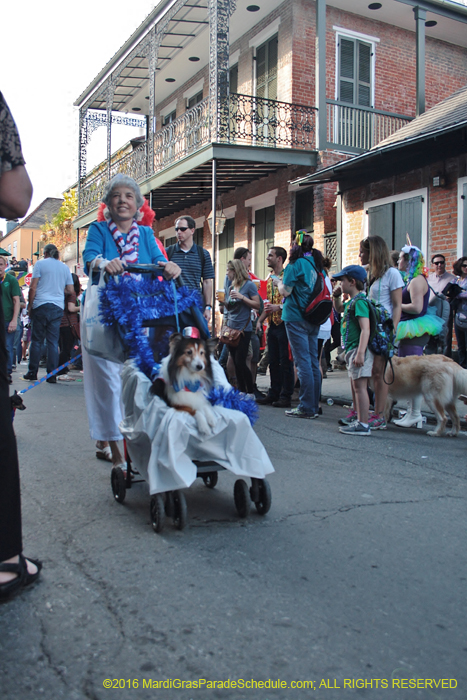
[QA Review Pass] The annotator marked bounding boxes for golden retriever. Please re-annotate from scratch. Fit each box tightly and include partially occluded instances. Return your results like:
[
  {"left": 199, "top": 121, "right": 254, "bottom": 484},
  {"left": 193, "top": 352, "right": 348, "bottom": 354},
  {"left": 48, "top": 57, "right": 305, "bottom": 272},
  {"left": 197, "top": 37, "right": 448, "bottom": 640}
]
[{"left": 384, "top": 355, "right": 467, "bottom": 437}]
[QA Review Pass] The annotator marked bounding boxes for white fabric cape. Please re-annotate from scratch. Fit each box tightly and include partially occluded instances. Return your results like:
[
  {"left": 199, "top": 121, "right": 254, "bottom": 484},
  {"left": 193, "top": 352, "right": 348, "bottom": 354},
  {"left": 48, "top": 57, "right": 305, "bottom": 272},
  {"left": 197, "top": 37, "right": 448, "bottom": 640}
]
[{"left": 119, "top": 361, "right": 274, "bottom": 495}]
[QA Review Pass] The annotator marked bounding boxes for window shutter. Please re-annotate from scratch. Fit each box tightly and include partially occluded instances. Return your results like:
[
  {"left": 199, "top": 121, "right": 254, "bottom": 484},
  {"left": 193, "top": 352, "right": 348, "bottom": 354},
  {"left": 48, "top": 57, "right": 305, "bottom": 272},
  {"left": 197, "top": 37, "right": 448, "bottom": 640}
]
[
  {"left": 368, "top": 204, "right": 393, "bottom": 250},
  {"left": 394, "top": 196, "right": 423, "bottom": 251},
  {"left": 256, "top": 44, "right": 266, "bottom": 99},
  {"left": 256, "top": 36, "right": 278, "bottom": 100},
  {"left": 230, "top": 64, "right": 238, "bottom": 94},
  {"left": 358, "top": 43, "right": 371, "bottom": 107},
  {"left": 267, "top": 37, "right": 278, "bottom": 101},
  {"left": 339, "top": 38, "right": 355, "bottom": 104}
]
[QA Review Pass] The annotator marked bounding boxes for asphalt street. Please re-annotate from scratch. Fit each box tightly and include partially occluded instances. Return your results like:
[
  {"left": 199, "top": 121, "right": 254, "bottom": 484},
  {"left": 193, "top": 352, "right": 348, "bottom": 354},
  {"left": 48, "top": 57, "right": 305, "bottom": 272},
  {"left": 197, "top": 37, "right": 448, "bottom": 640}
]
[{"left": 1, "top": 365, "right": 466, "bottom": 700}]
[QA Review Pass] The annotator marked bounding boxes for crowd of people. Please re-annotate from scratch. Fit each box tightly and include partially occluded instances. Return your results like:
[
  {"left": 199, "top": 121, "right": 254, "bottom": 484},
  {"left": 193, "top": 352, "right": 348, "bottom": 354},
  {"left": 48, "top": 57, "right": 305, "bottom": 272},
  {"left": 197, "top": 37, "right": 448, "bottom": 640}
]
[{"left": 2, "top": 118, "right": 466, "bottom": 600}]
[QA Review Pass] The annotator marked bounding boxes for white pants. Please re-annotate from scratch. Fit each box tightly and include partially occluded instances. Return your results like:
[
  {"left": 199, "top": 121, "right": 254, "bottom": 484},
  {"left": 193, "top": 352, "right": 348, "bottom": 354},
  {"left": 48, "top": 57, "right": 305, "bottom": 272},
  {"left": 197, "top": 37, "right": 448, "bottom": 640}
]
[{"left": 82, "top": 346, "right": 123, "bottom": 442}]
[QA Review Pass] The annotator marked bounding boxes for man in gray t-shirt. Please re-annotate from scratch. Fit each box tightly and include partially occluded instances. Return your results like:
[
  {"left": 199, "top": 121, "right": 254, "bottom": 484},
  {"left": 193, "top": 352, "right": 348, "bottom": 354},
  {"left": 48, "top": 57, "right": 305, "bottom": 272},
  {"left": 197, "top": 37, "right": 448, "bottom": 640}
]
[{"left": 23, "top": 243, "right": 74, "bottom": 382}]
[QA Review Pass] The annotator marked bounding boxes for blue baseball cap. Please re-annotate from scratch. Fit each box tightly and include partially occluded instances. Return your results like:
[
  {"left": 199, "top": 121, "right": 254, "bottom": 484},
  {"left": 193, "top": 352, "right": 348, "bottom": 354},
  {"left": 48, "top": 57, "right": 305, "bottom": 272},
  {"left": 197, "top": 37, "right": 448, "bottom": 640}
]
[{"left": 332, "top": 265, "right": 368, "bottom": 283}]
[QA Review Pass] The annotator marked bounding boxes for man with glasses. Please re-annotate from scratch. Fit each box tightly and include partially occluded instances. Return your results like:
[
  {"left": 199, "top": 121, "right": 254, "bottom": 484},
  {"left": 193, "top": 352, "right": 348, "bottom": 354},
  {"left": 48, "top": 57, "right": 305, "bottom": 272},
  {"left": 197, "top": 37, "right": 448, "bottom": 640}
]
[
  {"left": 166, "top": 215, "right": 214, "bottom": 322},
  {"left": 428, "top": 253, "right": 455, "bottom": 356}
]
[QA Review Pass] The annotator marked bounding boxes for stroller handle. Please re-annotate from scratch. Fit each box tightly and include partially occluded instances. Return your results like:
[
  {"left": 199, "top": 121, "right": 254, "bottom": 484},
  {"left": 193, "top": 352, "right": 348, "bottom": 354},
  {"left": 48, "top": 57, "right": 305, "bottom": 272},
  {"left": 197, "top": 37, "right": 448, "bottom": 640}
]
[{"left": 117, "top": 263, "right": 186, "bottom": 287}]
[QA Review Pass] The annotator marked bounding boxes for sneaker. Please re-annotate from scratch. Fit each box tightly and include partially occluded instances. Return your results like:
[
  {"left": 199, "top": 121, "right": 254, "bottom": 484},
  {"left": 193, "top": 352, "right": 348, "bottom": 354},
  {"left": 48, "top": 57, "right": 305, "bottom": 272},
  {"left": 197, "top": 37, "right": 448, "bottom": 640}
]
[
  {"left": 368, "top": 413, "right": 387, "bottom": 430},
  {"left": 339, "top": 421, "right": 371, "bottom": 436},
  {"left": 11, "top": 364, "right": 16, "bottom": 371},
  {"left": 22, "top": 372, "right": 38, "bottom": 381},
  {"left": 338, "top": 409, "right": 357, "bottom": 426},
  {"left": 285, "top": 407, "right": 317, "bottom": 419}
]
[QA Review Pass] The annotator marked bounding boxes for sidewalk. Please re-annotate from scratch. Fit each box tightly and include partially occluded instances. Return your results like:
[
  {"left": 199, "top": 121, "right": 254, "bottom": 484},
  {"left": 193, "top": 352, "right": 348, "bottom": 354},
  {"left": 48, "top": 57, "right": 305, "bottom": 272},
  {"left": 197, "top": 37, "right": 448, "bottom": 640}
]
[{"left": 256, "top": 364, "right": 467, "bottom": 428}]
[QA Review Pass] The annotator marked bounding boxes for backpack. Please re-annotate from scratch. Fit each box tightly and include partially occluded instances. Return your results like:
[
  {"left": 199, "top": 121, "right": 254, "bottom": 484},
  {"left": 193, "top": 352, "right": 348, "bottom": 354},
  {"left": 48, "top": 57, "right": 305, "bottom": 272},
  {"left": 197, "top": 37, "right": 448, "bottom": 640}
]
[
  {"left": 301, "top": 258, "right": 333, "bottom": 325},
  {"left": 347, "top": 294, "right": 395, "bottom": 358}
]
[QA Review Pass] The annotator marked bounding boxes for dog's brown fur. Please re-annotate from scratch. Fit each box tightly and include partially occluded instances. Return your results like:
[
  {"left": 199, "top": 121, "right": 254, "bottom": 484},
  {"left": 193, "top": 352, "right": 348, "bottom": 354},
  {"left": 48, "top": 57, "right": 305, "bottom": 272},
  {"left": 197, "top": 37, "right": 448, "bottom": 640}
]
[{"left": 384, "top": 355, "right": 467, "bottom": 437}]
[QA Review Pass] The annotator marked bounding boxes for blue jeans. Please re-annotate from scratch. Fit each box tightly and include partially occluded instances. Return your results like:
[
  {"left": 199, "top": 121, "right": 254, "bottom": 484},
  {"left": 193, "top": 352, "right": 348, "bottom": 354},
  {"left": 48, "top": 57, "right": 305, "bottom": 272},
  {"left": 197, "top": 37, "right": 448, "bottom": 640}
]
[
  {"left": 285, "top": 319, "right": 320, "bottom": 415},
  {"left": 4, "top": 322, "right": 16, "bottom": 376},
  {"left": 28, "top": 303, "right": 63, "bottom": 375}
]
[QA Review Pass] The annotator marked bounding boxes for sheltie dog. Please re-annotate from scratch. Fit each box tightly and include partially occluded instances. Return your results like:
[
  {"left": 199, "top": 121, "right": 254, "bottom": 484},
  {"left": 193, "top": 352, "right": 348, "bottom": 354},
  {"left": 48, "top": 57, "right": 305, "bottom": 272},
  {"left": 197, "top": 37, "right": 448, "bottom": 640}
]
[
  {"left": 151, "top": 332, "right": 217, "bottom": 434},
  {"left": 384, "top": 354, "right": 467, "bottom": 437}
]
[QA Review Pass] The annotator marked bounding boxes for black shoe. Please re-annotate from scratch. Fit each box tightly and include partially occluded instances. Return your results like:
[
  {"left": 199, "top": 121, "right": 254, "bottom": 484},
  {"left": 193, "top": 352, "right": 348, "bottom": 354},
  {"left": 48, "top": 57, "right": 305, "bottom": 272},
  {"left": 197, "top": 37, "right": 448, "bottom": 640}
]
[
  {"left": 22, "top": 372, "right": 37, "bottom": 381},
  {"left": 8, "top": 375, "right": 12, "bottom": 384},
  {"left": 46, "top": 376, "right": 57, "bottom": 384},
  {"left": 272, "top": 398, "right": 292, "bottom": 408},
  {"left": 256, "top": 395, "right": 276, "bottom": 405},
  {"left": 254, "top": 387, "right": 266, "bottom": 400}
]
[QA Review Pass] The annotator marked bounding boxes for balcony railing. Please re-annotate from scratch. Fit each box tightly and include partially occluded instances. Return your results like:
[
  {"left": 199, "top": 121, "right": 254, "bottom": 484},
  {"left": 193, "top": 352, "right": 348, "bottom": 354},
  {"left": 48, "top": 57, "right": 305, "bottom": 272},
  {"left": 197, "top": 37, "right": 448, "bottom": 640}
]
[
  {"left": 80, "top": 142, "right": 147, "bottom": 213},
  {"left": 227, "top": 93, "right": 317, "bottom": 150},
  {"left": 326, "top": 100, "right": 413, "bottom": 153},
  {"left": 78, "top": 94, "right": 317, "bottom": 215}
]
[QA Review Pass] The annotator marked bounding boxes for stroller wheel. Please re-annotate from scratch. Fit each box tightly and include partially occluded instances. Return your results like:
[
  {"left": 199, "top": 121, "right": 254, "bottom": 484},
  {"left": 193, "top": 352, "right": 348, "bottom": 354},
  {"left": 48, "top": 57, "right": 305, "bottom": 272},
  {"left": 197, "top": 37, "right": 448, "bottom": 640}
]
[
  {"left": 253, "top": 479, "right": 272, "bottom": 516},
  {"left": 202, "top": 472, "right": 218, "bottom": 489},
  {"left": 165, "top": 491, "right": 174, "bottom": 517},
  {"left": 172, "top": 490, "right": 187, "bottom": 530},
  {"left": 150, "top": 494, "right": 165, "bottom": 533},
  {"left": 111, "top": 467, "right": 126, "bottom": 504},
  {"left": 234, "top": 479, "right": 250, "bottom": 518}
]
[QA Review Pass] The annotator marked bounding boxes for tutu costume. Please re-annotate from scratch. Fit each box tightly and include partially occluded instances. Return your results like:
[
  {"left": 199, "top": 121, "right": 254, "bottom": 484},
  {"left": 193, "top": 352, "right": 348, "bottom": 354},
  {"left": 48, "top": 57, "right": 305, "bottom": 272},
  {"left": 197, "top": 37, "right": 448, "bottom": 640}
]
[{"left": 395, "top": 245, "right": 444, "bottom": 357}]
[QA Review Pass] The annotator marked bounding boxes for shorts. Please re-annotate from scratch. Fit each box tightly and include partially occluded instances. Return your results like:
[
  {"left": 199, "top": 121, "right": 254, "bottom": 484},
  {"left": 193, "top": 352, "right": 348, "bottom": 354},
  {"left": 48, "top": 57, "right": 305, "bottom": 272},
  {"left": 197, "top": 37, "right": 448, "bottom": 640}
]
[
  {"left": 345, "top": 348, "right": 374, "bottom": 380},
  {"left": 247, "top": 332, "right": 260, "bottom": 363}
]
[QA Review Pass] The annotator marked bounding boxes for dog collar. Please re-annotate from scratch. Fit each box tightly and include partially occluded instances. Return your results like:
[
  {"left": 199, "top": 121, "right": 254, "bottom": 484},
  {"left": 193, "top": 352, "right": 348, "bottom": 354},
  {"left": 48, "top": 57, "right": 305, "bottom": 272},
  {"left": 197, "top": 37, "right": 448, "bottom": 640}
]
[{"left": 173, "top": 379, "right": 201, "bottom": 393}]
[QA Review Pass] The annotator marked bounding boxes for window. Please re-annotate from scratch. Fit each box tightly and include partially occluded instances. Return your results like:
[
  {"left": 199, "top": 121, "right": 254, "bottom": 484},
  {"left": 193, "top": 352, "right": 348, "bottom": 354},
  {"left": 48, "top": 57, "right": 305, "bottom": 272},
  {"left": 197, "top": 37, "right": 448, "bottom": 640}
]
[
  {"left": 187, "top": 91, "right": 203, "bottom": 110},
  {"left": 256, "top": 35, "right": 278, "bottom": 101},
  {"left": 254, "top": 206, "right": 275, "bottom": 279},
  {"left": 163, "top": 110, "right": 176, "bottom": 126},
  {"left": 295, "top": 190, "right": 313, "bottom": 233},
  {"left": 338, "top": 37, "right": 372, "bottom": 108},
  {"left": 194, "top": 227, "right": 204, "bottom": 247},
  {"left": 334, "top": 33, "right": 375, "bottom": 150},
  {"left": 165, "top": 235, "right": 176, "bottom": 248},
  {"left": 230, "top": 64, "right": 238, "bottom": 94},
  {"left": 367, "top": 196, "right": 423, "bottom": 251},
  {"left": 218, "top": 217, "right": 235, "bottom": 286},
  {"left": 13, "top": 240, "right": 17, "bottom": 258}
]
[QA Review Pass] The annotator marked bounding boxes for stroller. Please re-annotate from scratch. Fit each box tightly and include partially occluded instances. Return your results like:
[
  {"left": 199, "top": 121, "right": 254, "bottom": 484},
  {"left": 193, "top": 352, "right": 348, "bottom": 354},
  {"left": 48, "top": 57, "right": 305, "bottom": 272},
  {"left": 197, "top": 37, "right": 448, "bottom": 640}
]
[{"left": 98, "top": 264, "right": 274, "bottom": 533}]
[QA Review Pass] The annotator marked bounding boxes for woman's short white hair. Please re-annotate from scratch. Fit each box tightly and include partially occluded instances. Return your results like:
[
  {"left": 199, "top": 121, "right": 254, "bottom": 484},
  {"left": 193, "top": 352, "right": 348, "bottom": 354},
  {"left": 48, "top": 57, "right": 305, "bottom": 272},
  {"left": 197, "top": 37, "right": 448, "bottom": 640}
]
[{"left": 102, "top": 174, "right": 145, "bottom": 217}]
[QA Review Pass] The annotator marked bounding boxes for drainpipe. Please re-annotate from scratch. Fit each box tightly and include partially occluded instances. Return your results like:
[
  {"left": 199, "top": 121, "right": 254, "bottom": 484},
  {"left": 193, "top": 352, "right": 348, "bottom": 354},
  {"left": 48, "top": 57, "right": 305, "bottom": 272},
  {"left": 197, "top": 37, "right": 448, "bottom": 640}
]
[{"left": 414, "top": 6, "right": 426, "bottom": 116}]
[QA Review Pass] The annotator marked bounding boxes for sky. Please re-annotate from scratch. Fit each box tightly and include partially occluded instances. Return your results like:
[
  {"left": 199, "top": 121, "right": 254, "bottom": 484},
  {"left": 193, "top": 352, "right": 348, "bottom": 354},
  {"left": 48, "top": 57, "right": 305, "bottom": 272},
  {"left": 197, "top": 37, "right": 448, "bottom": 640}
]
[{"left": 1, "top": 0, "right": 157, "bottom": 234}]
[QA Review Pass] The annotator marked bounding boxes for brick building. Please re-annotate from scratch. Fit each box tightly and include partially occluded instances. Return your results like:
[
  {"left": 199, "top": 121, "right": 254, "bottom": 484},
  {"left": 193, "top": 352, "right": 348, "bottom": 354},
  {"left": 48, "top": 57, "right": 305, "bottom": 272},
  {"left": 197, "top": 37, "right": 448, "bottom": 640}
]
[
  {"left": 293, "top": 84, "right": 467, "bottom": 272},
  {"left": 73, "top": 0, "right": 467, "bottom": 302}
]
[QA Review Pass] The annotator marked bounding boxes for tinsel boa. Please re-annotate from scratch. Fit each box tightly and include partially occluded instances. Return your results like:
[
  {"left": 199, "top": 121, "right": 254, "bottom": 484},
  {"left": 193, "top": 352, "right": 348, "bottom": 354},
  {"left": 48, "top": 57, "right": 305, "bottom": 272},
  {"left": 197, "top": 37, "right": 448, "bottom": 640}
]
[
  {"left": 207, "top": 386, "right": 258, "bottom": 425},
  {"left": 98, "top": 276, "right": 203, "bottom": 378}
]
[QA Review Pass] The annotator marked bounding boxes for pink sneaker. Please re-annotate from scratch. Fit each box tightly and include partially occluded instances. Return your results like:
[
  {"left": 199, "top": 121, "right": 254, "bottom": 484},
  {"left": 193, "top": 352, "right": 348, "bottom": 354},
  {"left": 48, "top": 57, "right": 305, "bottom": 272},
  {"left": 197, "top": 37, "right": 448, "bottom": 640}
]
[{"left": 338, "top": 408, "right": 357, "bottom": 426}]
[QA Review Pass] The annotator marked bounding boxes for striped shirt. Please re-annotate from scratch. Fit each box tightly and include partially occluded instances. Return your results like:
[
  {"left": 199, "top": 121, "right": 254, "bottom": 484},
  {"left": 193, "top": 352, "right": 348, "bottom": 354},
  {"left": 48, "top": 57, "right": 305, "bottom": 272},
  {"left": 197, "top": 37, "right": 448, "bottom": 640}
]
[{"left": 166, "top": 243, "right": 214, "bottom": 291}]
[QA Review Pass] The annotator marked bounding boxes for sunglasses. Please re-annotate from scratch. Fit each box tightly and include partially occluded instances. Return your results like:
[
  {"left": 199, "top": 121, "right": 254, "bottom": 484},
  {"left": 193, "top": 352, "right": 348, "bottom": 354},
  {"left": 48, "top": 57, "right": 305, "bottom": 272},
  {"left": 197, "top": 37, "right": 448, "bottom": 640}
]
[
  {"left": 175, "top": 226, "right": 189, "bottom": 232},
  {"left": 462, "top": 264, "right": 467, "bottom": 269},
  {"left": 433, "top": 261, "right": 445, "bottom": 265}
]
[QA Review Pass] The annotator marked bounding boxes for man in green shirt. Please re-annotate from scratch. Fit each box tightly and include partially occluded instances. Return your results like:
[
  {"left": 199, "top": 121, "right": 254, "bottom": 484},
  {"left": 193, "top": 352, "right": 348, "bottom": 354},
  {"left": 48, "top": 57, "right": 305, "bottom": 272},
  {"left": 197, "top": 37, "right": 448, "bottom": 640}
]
[{"left": 0, "top": 255, "right": 21, "bottom": 383}]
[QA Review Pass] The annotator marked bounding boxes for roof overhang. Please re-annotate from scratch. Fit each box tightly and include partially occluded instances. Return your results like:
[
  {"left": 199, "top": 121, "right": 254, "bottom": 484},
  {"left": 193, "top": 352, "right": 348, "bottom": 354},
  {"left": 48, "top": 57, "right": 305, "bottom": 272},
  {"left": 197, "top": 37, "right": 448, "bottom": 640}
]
[
  {"left": 292, "top": 120, "right": 467, "bottom": 191},
  {"left": 74, "top": 144, "right": 316, "bottom": 228}
]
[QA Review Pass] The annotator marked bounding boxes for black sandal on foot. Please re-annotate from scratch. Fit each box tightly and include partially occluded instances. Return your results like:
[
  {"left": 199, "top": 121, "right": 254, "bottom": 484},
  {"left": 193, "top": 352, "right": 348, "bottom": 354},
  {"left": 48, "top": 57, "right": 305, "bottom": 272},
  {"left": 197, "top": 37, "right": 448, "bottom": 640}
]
[
  {"left": 0, "top": 556, "right": 27, "bottom": 601},
  {"left": 22, "top": 555, "right": 42, "bottom": 587}
]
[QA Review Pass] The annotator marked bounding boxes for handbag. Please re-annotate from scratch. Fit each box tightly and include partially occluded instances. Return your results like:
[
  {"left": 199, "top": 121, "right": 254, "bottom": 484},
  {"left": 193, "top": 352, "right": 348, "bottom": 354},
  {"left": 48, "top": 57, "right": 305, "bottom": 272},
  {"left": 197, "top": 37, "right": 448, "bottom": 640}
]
[
  {"left": 219, "top": 324, "right": 244, "bottom": 347},
  {"left": 80, "top": 260, "right": 126, "bottom": 364}
]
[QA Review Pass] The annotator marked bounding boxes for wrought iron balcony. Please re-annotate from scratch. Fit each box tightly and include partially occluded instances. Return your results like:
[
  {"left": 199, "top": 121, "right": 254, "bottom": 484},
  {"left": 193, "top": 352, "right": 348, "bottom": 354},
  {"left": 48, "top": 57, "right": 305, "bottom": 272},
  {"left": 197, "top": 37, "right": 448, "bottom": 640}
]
[
  {"left": 78, "top": 94, "right": 318, "bottom": 215},
  {"left": 326, "top": 100, "right": 413, "bottom": 154}
]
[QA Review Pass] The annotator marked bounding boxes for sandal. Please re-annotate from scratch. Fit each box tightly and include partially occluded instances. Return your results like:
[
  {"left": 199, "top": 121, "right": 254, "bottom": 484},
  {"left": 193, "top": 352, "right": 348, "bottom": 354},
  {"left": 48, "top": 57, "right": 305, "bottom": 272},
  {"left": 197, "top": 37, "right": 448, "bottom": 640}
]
[
  {"left": 96, "top": 445, "right": 112, "bottom": 462},
  {"left": 58, "top": 375, "right": 75, "bottom": 382},
  {"left": 23, "top": 555, "right": 42, "bottom": 586},
  {"left": 0, "top": 555, "right": 27, "bottom": 601}
]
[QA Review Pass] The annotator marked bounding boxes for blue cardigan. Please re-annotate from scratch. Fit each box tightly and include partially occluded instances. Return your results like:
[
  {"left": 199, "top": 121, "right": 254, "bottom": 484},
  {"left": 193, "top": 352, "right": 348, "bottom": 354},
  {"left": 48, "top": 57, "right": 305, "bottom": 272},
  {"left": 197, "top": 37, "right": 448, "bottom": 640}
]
[{"left": 83, "top": 221, "right": 166, "bottom": 278}]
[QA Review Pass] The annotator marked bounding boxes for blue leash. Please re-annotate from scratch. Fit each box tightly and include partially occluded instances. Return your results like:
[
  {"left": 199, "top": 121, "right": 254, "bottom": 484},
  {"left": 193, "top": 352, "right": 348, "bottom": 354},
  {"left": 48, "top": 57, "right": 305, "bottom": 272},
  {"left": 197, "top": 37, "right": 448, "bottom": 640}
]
[
  {"left": 172, "top": 279, "right": 180, "bottom": 333},
  {"left": 19, "top": 354, "right": 82, "bottom": 395}
]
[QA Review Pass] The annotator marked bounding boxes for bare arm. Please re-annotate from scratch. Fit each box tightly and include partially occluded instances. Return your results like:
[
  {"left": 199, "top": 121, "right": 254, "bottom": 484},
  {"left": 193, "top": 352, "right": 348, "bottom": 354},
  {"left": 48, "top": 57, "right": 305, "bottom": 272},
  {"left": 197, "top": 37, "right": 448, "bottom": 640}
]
[
  {"left": 401, "top": 276, "right": 427, "bottom": 315},
  {"left": 354, "top": 316, "right": 370, "bottom": 367},
  {"left": 229, "top": 288, "right": 260, "bottom": 311},
  {"left": 333, "top": 287, "right": 344, "bottom": 314},
  {"left": 202, "top": 278, "right": 213, "bottom": 321},
  {"left": 27, "top": 277, "right": 38, "bottom": 311},
  {"left": 8, "top": 295, "right": 20, "bottom": 333},
  {"left": 390, "top": 287, "right": 402, "bottom": 330},
  {"left": 0, "top": 165, "right": 33, "bottom": 219}
]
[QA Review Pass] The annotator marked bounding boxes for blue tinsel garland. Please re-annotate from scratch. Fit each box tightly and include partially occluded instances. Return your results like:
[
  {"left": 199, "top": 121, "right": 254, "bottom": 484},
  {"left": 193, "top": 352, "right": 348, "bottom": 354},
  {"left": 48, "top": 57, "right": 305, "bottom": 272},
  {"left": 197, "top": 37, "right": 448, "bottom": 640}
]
[
  {"left": 98, "top": 277, "right": 203, "bottom": 377},
  {"left": 207, "top": 386, "right": 258, "bottom": 426}
]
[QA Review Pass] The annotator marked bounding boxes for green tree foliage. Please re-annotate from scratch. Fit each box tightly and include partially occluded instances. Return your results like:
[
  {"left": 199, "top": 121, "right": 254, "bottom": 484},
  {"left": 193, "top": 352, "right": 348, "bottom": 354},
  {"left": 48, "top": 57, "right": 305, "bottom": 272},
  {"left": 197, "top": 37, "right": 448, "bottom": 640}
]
[{"left": 41, "top": 190, "right": 78, "bottom": 250}]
